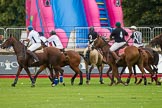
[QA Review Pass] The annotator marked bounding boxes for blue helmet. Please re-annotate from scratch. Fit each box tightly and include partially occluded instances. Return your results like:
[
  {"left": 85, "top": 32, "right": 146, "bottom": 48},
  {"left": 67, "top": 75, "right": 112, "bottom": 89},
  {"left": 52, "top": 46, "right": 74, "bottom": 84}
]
[{"left": 27, "top": 26, "right": 33, "bottom": 31}]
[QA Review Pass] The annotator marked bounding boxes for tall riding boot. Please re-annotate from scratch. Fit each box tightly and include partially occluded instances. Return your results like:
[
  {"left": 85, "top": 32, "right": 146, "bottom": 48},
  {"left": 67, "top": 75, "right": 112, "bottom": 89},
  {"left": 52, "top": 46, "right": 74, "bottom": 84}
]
[
  {"left": 27, "top": 50, "right": 39, "bottom": 63},
  {"left": 111, "top": 51, "right": 121, "bottom": 63},
  {"left": 85, "top": 50, "right": 90, "bottom": 64}
]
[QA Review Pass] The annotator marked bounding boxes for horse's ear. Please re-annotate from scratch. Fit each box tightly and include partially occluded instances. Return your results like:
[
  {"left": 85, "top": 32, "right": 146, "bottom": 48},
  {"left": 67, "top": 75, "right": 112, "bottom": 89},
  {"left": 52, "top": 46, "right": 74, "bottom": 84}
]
[
  {"left": 9, "top": 34, "right": 12, "bottom": 38},
  {"left": 97, "top": 34, "right": 100, "bottom": 38}
]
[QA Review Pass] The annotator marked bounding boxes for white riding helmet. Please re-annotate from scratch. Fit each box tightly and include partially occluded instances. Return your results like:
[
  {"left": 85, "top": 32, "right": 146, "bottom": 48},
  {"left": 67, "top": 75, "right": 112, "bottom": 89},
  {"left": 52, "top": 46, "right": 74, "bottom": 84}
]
[{"left": 130, "top": 26, "right": 137, "bottom": 30}]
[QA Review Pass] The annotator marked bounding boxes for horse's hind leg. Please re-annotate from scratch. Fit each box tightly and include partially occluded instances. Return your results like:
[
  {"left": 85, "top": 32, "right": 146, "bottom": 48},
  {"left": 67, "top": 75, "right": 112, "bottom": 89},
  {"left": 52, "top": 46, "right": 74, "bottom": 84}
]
[
  {"left": 137, "top": 64, "right": 147, "bottom": 85},
  {"left": 126, "top": 65, "right": 133, "bottom": 85},
  {"left": 12, "top": 66, "right": 23, "bottom": 87},
  {"left": 33, "top": 65, "right": 47, "bottom": 83},
  {"left": 97, "top": 65, "right": 104, "bottom": 84},
  {"left": 70, "top": 66, "right": 83, "bottom": 85},
  {"left": 133, "top": 65, "right": 138, "bottom": 84}
]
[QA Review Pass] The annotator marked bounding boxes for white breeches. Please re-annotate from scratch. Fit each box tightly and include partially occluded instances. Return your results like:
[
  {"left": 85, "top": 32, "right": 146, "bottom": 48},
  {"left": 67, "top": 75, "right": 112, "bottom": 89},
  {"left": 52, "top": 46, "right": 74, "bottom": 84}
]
[
  {"left": 110, "top": 42, "right": 126, "bottom": 51},
  {"left": 28, "top": 43, "right": 41, "bottom": 51}
]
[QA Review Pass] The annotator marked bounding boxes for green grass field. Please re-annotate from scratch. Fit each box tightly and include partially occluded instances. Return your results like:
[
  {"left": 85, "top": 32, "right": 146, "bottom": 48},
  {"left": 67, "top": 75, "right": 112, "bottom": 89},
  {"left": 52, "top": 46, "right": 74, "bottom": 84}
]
[{"left": 0, "top": 78, "right": 162, "bottom": 108}]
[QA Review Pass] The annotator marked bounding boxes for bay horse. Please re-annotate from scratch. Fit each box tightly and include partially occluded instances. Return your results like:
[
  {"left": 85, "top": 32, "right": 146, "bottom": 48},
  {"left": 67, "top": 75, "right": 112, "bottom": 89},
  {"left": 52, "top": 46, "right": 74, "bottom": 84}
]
[
  {"left": 93, "top": 35, "right": 147, "bottom": 86},
  {"left": 34, "top": 49, "right": 83, "bottom": 86},
  {"left": 149, "top": 33, "right": 162, "bottom": 51},
  {"left": 80, "top": 47, "right": 104, "bottom": 84},
  {"left": 0, "top": 36, "right": 64, "bottom": 87}
]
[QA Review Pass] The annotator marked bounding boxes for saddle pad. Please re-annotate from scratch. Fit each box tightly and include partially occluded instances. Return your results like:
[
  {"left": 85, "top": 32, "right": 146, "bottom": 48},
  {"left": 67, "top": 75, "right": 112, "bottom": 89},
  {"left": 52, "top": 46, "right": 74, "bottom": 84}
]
[{"left": 35, "top": 49, "right": 44, "bottom": 53}]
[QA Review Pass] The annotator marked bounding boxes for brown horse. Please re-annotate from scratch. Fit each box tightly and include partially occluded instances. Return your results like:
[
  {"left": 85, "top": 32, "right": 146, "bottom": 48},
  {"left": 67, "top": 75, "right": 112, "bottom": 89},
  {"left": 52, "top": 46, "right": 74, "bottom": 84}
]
[
  {"left": 0, "top": 36, "right": 64, "bottom": 87},
  {"left": 34, "top": 49, "right": 83, "bottom": 86},
  {"left": 119, "top": 47, "right": 161, "bottom": 85},
  {"left": 93, "top": 35, "right": 147, "bottom": 85},
  {"left": 149, "top": 33, "right": 162, "bottom": 51},
  {"left": 80, "top": 47, "right": 104, "bottom": 84},
  {"left": 149, "top": 34, "right": 162, "bottom": 60}
]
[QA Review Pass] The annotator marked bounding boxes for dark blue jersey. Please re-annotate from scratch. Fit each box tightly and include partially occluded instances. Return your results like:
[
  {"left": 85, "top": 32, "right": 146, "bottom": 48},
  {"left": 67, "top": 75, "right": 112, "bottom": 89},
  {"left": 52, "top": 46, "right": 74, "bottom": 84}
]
[
  {"left": 110, "top": 28, "right": 128, "bottom": 42},
  {"left": 88, "top": 31, "right": 98, "bottom": 44}
]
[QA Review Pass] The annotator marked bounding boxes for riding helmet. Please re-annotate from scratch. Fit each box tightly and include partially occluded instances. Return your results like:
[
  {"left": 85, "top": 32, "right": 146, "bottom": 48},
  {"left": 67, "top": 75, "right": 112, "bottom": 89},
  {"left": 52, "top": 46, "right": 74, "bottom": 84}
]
[
  {"left": 27, "top": 26, "right": 33, "bottom": 31},
  {"left": 130, "top": 26, "right": 137, "bottom": 30},
  {"left": 115, "top": 22, "right": 121, "bottom": 27},
  {"left": 50, "top": 30, "right": 56, "bottom": 35},
  {"left": 89, "top": 26, "right": 94, "bottom": 32}
]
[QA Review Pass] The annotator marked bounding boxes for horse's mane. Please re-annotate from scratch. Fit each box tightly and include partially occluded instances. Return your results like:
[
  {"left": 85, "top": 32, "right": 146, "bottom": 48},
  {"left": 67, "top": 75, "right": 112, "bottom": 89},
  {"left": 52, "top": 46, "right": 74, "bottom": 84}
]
[{"left": 10, "top": 36, "right": 27, "bottom": 50}]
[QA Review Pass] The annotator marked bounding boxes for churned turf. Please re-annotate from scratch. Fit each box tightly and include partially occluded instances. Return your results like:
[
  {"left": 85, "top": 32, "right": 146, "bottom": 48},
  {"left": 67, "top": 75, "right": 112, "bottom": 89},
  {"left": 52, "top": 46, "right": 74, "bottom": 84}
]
[{"left": 0, "top": 78, "right": 162, "bottom": 108}]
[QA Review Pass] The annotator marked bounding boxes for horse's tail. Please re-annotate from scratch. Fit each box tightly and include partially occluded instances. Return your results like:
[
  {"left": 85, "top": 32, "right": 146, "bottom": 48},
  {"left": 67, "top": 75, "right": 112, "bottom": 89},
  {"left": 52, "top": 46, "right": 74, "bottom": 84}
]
[{"left": 79, "top": 53, "right": 86, "bottom": 60}]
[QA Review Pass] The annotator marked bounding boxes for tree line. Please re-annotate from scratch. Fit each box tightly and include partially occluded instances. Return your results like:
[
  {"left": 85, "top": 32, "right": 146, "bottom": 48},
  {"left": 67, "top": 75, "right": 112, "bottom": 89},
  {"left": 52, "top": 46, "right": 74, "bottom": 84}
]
[{"left": 0, "top": 0, "right": 162, "bottom": 27}]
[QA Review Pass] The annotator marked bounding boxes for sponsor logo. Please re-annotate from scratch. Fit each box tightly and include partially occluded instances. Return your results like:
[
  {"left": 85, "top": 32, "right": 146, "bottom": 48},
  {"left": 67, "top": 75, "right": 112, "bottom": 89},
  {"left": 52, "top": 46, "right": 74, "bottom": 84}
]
[{"left": 0, "top": 60, "right": 18, "bottom": 70}]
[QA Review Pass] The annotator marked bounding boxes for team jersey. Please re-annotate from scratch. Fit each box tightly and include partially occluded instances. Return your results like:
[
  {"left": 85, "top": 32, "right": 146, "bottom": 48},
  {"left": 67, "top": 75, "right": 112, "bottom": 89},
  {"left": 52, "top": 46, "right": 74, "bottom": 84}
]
[
  {"left": 110, "top": 28, "right": 128, "bottom": 42},
  {"left": 28, "top": 30, "right": 41, "bottom": 44},
  {"left": 88, "top": 31, "right": 98, "bottom": 44},
  {"left": 47, "top": 35, "right": 63, "bottom": 49},
  {"left": 131, "top": 31, "right": 143, "bottom": 44}
]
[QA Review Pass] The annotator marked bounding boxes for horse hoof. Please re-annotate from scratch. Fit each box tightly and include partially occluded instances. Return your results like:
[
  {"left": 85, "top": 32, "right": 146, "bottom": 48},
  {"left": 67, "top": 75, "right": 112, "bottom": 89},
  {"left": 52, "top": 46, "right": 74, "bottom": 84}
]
[
  {"left": 156, "top": 82, "right": 161, "bottom": 85},
  {"left": 51, "top": 84, "right": 56, "bottom": 87},
  {"left": 31, "top": 84, "right": 35, "bottom": 87},
  {"left": 60, "top": 82, "right": 65, "bottom": 86},
  {"left": 62, "top": 83, "right": 65, "bottom": 86},
  {"left": 71, "top": 79, "right": 74, "bottom": 85},
  {"left": 78, "top": 83, "right": 83, "bottom": 85},
  {"left": 148, "top": 82, "right": 152, "bottom": 85},
  {"left": 124, "top": 83, "right": 128, "bottom": 86},
  {"left": 86, "top": 80, "right": 90, "bottom": 85},
  {"left": 11, "top": 83, "right": 15, "bottom": 87},
  {"left": 100, "top": 81, "right": 104, "bottom": 84}
]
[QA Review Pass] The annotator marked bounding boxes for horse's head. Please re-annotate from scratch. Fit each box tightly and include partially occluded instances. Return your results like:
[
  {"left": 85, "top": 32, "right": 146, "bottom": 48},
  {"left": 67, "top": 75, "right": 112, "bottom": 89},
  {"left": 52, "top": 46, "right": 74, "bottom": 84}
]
[
  {"left": 1, "top": 36, "right": 15, "bottom": 49},
  {"left": 93, "top": 35, "right": 108, "bottom": 49},
  {"left": 149, "top": 34, "right": 162, "bottom": 47}
]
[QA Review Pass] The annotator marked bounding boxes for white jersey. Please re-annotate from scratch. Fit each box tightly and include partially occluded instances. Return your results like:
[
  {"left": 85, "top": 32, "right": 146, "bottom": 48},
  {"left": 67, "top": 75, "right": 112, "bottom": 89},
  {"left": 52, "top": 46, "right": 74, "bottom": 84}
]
[
  {"left": 28, "top": 30, "right": 41, "bottom": 44},
  {"left": 40, "top": 36, "right": 48, "bottom": 46},
  {"left": 27, "top": 30, "right": 41, "bottom": 51},
  {"left": 47, "top": 35, "right": 63, "bottom": 49}
]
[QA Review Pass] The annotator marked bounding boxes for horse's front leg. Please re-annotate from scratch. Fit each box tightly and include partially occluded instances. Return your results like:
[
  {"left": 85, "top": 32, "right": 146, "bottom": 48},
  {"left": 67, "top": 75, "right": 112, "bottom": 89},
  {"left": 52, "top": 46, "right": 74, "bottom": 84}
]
[
  {"left": 12, "top": 66, "right": 23, "bottom": 87},
  {"left": 85, "top": 63, "right": 90, "bottom": 84},
  {"left": 106, "top": 67, "right": 113, "bottom": 81},
  {"left": 24, "top": 67, "right": 35, "bottom": 87},
  {"left": 89, "top": 65, "right": 94, "bottom": 81}
]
